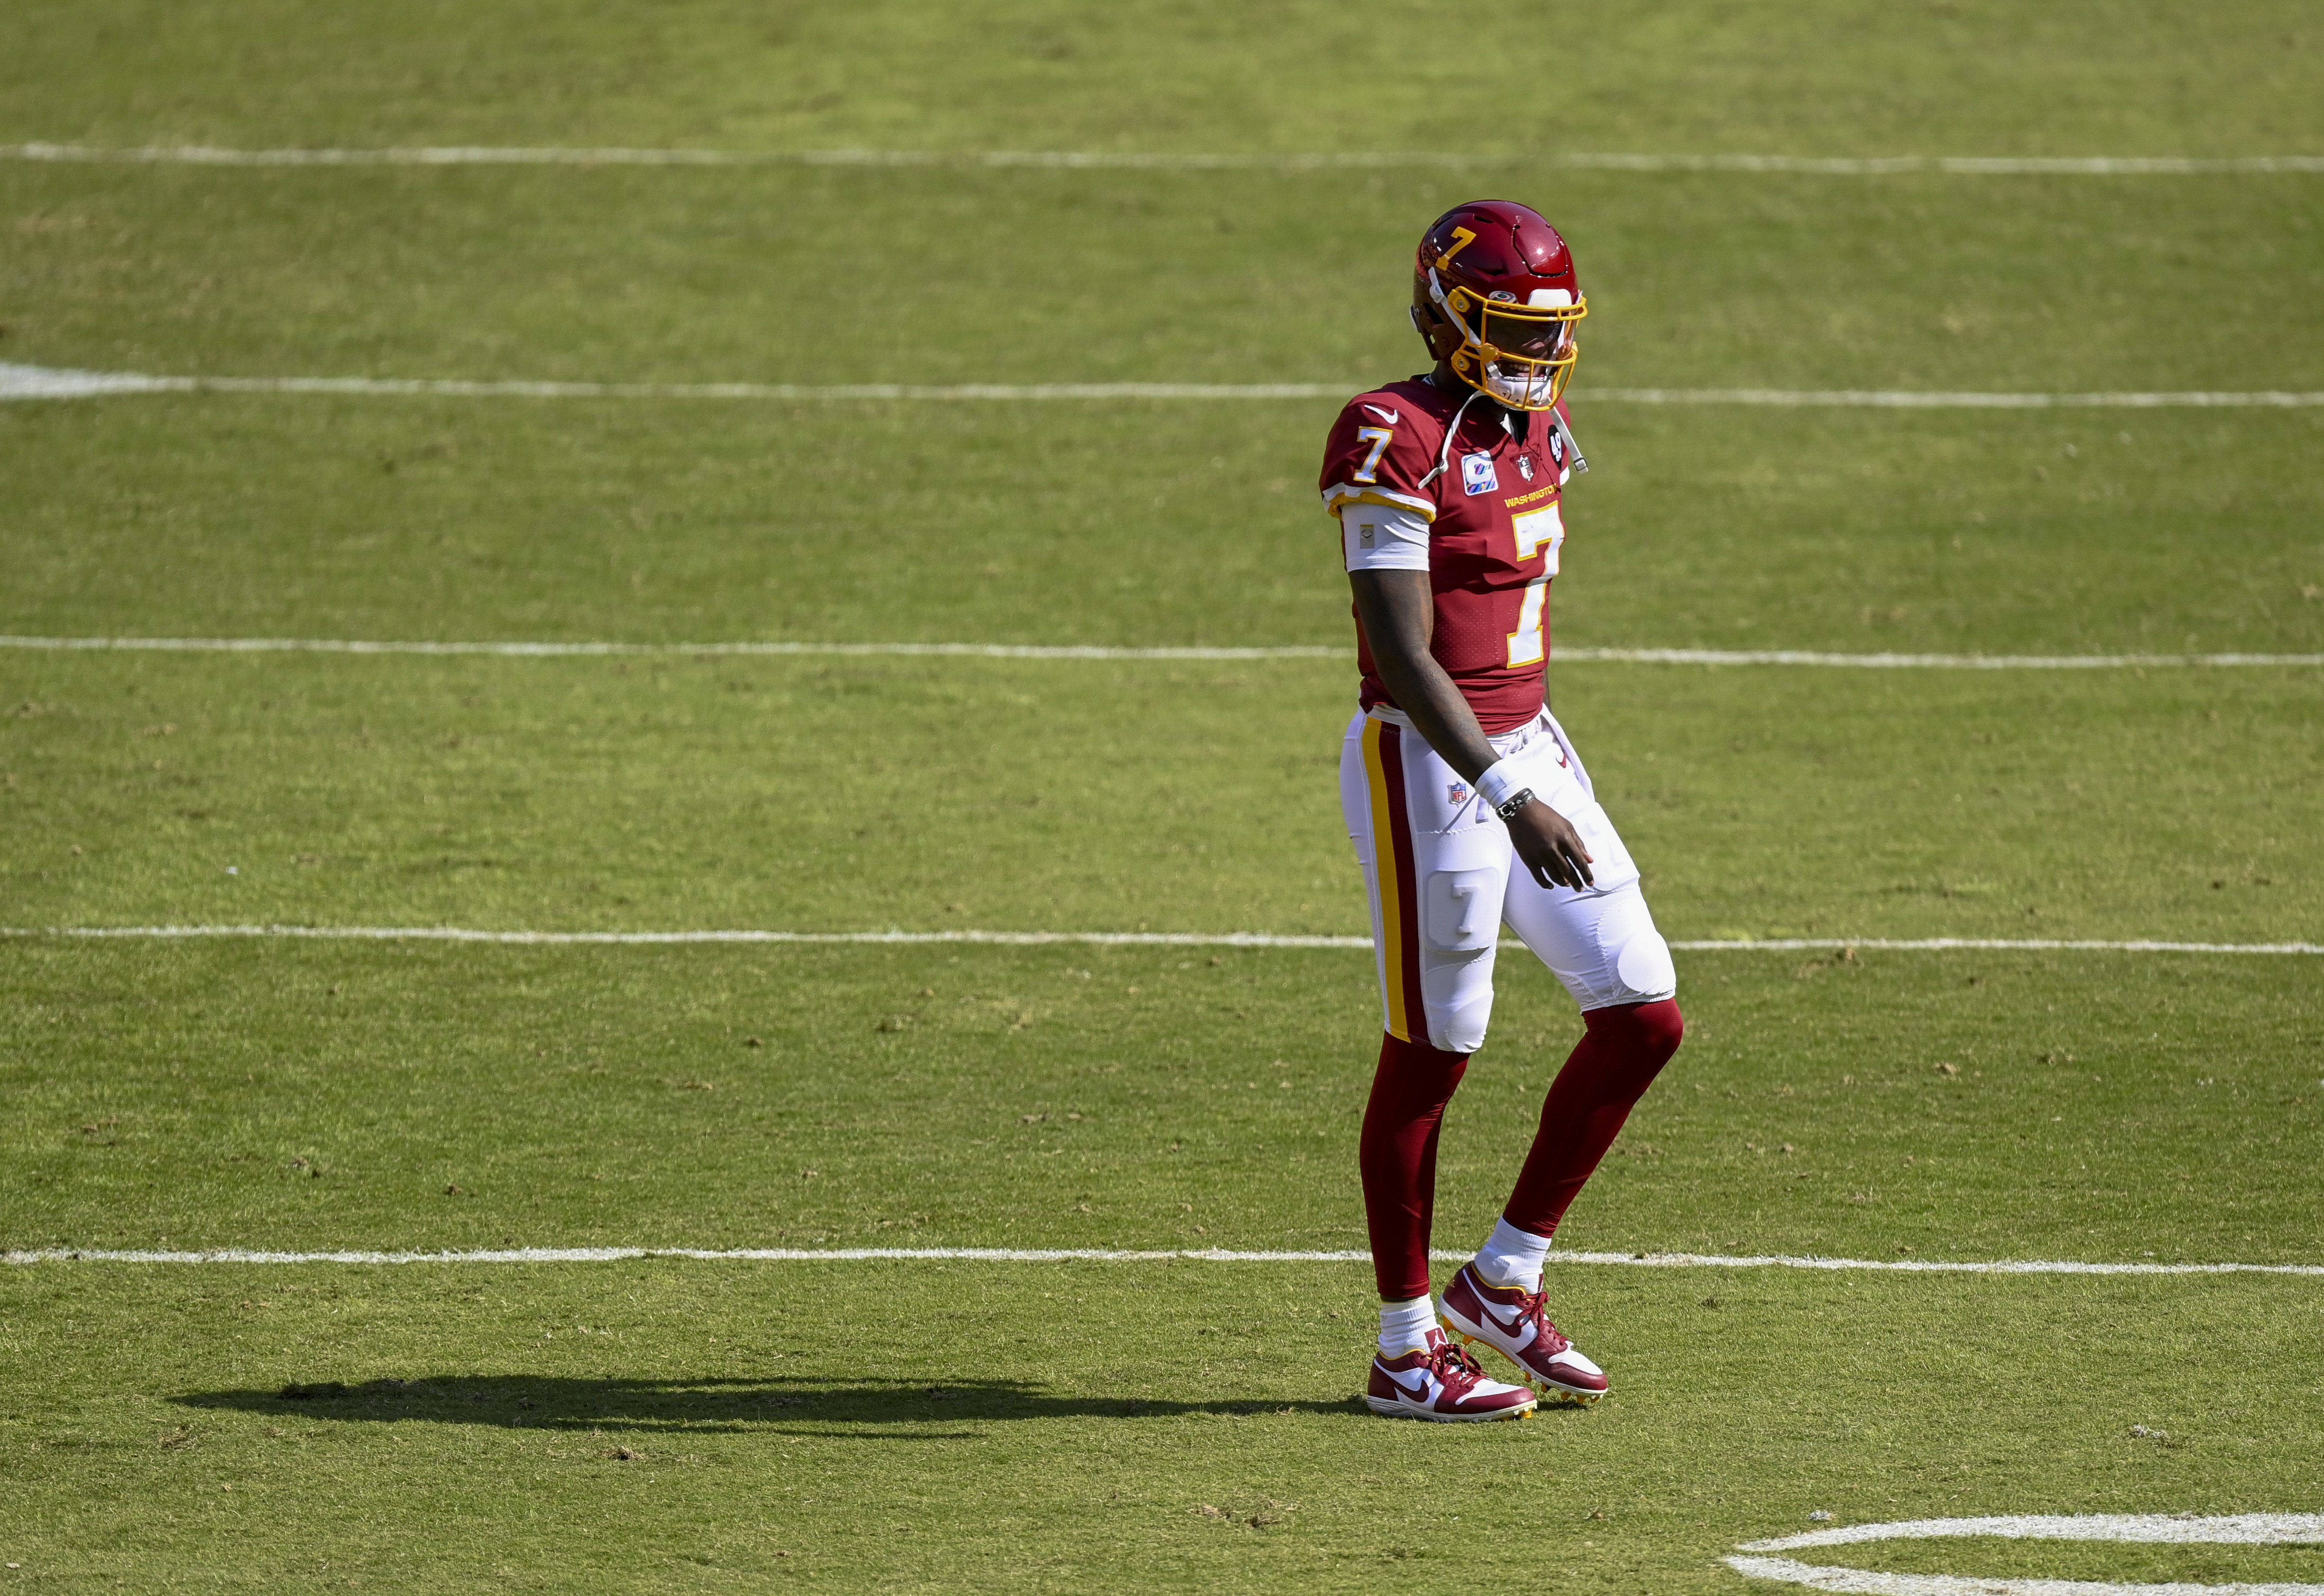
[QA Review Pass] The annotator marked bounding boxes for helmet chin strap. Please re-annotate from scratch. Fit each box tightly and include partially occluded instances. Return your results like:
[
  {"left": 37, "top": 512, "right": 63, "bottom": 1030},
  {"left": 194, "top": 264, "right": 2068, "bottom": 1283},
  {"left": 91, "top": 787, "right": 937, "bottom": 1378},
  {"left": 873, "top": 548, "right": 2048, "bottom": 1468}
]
[{"left": 1417, "top": 386, "right": 1486, "bottom": 491}]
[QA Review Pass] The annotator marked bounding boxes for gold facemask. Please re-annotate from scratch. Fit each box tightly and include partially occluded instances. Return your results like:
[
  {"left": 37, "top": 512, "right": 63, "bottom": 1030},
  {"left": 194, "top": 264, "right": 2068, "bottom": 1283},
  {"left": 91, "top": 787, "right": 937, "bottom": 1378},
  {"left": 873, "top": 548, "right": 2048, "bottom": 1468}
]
[{"left": 1438, "top": 283, "right": 1587, "bottom": 411}]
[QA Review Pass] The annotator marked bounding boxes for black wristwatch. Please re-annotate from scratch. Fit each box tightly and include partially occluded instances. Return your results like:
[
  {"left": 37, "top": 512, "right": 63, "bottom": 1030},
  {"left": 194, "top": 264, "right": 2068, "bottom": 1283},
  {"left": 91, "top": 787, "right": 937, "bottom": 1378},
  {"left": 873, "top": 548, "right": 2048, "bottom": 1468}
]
[{"left": 1494, "top": 788, "right": 1536, "bottom": 821}]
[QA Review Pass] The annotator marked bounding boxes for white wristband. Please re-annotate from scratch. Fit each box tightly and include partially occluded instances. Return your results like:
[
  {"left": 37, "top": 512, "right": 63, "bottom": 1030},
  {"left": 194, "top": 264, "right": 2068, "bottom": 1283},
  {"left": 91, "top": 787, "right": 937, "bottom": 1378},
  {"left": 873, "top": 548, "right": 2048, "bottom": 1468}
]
[{"left": 1475, "top": 755, "right": 1532, "bottom": 812}]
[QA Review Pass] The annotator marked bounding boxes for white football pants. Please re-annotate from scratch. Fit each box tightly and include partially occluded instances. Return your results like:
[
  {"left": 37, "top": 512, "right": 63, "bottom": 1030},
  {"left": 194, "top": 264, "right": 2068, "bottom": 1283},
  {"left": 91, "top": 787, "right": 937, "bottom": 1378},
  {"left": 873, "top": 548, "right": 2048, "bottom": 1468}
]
[{"left": 1339, "top": 706, "right": 1678, "bottom": 1054}]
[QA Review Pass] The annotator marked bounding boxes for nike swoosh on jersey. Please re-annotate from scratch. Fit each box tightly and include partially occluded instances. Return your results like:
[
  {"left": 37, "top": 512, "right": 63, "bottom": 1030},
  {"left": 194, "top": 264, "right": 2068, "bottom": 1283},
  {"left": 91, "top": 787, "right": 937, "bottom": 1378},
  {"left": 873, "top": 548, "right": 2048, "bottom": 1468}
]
[{"left": 1361, "top": 404, "right": 1400, "bottom": 424}]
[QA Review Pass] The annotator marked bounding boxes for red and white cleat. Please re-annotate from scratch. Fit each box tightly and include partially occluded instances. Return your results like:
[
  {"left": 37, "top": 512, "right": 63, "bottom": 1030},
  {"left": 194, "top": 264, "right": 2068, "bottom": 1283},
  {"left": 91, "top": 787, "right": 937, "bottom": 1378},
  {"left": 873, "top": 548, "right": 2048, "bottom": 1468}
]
[
  {"left": 1439, "top": 1261, "right": 1609, "bottom": 1404},
  {"left": 1364, "top": 1329, "right": 1538, "bottom": 1423}
]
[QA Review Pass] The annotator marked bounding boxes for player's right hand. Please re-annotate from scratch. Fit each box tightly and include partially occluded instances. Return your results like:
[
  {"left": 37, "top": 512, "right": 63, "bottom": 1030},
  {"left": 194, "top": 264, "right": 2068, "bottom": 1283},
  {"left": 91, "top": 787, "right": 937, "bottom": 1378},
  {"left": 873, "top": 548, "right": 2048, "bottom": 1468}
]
[{"left": 1509, "top": 800, "right": 1595, "bottom": 892}]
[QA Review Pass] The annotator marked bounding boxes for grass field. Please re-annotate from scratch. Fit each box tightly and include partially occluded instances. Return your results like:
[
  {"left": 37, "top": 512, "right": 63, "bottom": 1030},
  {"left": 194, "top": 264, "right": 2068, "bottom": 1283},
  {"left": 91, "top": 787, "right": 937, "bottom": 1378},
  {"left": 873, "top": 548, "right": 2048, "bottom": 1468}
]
[{"left": 2, "top": 2, "right": 2322, "bottom": 1590}]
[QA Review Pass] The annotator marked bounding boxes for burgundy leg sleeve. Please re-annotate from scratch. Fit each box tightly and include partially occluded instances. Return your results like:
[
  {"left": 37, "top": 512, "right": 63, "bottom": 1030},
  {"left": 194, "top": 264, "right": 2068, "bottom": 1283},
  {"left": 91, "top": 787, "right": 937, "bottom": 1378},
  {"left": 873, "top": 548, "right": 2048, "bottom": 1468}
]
[
  {"left": 1501, "top": 999, "right": 1685, "bottom": 1238},
  {"left": 1359, "top": 1031, "right": 1470, "bottom": 1302}
]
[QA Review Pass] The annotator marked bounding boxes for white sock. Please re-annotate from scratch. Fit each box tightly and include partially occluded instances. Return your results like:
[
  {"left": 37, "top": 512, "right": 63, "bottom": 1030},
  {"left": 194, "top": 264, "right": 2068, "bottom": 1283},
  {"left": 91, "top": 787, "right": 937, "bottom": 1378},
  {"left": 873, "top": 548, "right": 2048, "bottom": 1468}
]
[
  {"left": 1472, "top": 1216, "right": 1553, "bottom": 1291},
  {"left": 1377, "top": 1294, "right": 1437, "bottom": 1357}
]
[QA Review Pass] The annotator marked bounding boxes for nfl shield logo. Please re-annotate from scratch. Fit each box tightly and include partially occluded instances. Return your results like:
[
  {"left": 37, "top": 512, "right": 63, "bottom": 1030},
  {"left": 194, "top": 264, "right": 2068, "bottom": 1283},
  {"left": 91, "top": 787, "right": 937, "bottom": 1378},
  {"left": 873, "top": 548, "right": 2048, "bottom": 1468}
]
[
  {"left": 1518, "top": 454, "right": 1535, "bottom": 482},
  {"left": 1460, "top": 451, "right": 1499, "bottom": 496}
]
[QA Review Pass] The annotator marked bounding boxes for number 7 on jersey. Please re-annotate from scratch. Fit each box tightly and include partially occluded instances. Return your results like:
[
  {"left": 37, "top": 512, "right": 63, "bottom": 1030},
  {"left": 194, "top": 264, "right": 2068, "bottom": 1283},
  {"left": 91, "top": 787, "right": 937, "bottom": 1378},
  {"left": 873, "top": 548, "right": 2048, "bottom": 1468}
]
[{"left": 1504, "top": 504, "right": 1564, "bottom": 668}]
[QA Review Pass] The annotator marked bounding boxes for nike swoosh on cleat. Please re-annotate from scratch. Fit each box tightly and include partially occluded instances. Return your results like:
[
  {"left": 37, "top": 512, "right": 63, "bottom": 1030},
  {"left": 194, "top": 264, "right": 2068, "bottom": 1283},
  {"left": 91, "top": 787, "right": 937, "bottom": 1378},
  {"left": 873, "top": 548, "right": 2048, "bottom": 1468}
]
[
  {"left": 1361, "top": 404, "right": 1400, "bottom": 424},
  {"left": 1385, "top": 1367, "right": 1432, "bottom": 1399}
]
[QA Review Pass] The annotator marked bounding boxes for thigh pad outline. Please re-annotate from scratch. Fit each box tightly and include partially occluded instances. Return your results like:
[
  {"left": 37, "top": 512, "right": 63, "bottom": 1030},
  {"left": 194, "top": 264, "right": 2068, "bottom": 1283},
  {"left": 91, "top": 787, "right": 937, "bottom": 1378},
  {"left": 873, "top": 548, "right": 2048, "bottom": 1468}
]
[
  {"left": 1613, "top": 929, "right": 1679, "bottom": 1002},
  {"left": 1425, "top": 869, "right": 1503, "bottom": 953}
]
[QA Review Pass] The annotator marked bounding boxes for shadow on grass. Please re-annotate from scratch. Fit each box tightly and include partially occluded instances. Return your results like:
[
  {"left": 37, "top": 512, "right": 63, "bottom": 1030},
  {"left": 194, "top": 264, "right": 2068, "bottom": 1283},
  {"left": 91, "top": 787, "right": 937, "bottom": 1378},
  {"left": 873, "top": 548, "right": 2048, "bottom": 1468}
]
[{"left": 174, "top": 1374, "right": 1377, "bottom": 1436}]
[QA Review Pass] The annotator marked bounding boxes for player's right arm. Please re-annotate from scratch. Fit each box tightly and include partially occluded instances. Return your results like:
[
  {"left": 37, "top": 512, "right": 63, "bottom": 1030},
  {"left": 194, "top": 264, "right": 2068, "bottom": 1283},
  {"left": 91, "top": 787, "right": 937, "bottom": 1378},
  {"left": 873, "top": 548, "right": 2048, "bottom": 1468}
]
[
  {"left": 1348, "top": 569, "right": 1594, "bottom": 892},
  {"left": 1321, "top": 393, "right": 1593, "bottom": 892}
]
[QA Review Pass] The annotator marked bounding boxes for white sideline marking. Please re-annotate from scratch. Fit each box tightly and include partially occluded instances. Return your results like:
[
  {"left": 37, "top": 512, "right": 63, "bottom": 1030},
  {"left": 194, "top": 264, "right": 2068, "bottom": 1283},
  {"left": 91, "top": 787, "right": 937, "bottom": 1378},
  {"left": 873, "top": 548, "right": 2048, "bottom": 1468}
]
[
  {"left": 6, "top": 142, "right": 2322, "bottom": 175},
  {"left": 3, "top": 927, "right": 2319, "bottom": 956},
  {"left": 2, "top": 635, "right": 2319, "bottom": 671},
  {"left": 5, "top": 363, "right": 2321, "bottom": 410},
  {"left": 1730, "top": 1513, "right": 2324, "bottom": 1595},
  {"left": 6, "top": 1247, "right": 2321, "bottom": 1275}
]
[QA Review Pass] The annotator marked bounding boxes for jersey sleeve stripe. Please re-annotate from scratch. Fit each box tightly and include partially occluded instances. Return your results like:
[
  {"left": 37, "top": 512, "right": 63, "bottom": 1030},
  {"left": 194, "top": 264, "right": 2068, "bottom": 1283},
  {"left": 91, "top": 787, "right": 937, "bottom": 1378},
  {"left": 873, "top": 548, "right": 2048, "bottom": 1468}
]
[{"left": 1322, "top": 484, "right": 1436, "bottom": 522}]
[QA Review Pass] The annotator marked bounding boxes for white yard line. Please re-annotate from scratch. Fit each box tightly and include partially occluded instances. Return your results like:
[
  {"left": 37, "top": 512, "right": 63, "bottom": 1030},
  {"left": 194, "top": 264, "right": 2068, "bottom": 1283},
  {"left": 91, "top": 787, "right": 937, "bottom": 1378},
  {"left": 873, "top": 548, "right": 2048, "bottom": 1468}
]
[
  {"left": 1729, "top": 1555, "right": 2324, "bottom": 1595},
  {"left": 3, "top": 927, "right": 2319, "bottom": 955},
  {"left": 1545, "top": 648, "right": 2324, "bottom": 667},
  {"left": 0, "top": 633, "right": 1341, "bottom": 662},
  {"left": 5, "top": 142, "right": 2322, "bottom": 175},
  {"left": 4, "top": 1246, "right": 2320, "bottom": 1274},
  {"left": 1743, "top": 1517, "right": 2324, "bottom": 1553},
  {"left": 1, "top": 925, "right": 1373, "bottom": 950},
  {"left": 3, "top": 635, "right": 2319, "bottom": 669},
  {"left": 0, "top": 365, "right": 1343, "bottom": 402},
  {"left": 1590, "top": 389, "right": 2324, "bottom": 408},
  {"left": 5, "top": 362, "right": 2320, "bottom": 408},
  {"left": 1730, "top": 1514, "right": 2324, "bottom": 1596}
]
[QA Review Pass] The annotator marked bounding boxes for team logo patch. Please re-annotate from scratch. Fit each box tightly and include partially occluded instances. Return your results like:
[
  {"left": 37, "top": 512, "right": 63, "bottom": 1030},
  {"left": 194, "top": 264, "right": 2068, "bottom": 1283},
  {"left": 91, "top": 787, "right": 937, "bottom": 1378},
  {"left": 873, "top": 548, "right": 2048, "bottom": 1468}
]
[{"left": 1460, "top": 452, "right": 1499, "bottom": 496}]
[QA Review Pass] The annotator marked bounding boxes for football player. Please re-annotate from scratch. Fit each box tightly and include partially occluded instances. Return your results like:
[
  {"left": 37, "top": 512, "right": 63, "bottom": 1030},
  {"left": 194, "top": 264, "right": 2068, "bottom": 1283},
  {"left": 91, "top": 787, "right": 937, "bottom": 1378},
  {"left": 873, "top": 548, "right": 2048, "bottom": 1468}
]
[{"left": 1320, "top": 201, "right": 1685, "bottom": 1422}]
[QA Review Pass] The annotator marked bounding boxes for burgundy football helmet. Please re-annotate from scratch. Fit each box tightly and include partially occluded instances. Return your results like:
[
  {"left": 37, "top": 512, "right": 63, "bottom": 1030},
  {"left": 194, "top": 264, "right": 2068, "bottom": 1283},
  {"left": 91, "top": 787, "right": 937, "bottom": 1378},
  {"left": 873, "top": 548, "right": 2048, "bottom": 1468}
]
[{"left": 1411, "top": 201, "right": 1586, "bottom": 411}]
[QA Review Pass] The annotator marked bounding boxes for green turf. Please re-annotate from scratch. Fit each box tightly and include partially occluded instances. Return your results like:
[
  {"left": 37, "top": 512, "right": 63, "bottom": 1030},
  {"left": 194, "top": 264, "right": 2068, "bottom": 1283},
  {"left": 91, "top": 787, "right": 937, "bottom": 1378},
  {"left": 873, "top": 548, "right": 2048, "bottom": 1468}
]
[
  {"left": 6, "top": 0, "right": 2322, "bottom": 157},
  {"left": 3, "top": 655, "right": 2315, "bottom": 940},
  {"left": 6, "top": 166, "right": 2320, "bottom": 391},
  {"left": 5, "top": 403, "right": 2322, "bottom": 655},
  {"left": 2, "top": 1263, "right": 2320, "bottom": 1591},
  {"left": 3, "top": 941, "right": 2319, "bottom": 1264},
  {"left": 3, "top": 1, "right": 2320, "bottom": 1589}
]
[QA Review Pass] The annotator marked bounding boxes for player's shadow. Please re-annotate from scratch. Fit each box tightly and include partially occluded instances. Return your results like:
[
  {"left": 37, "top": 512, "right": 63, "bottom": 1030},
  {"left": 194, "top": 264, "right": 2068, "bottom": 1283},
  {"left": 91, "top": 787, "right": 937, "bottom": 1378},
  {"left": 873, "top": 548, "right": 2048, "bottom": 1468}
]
[{"left": 174, "top": 1374, "right": 1365, "bottom": 1438}]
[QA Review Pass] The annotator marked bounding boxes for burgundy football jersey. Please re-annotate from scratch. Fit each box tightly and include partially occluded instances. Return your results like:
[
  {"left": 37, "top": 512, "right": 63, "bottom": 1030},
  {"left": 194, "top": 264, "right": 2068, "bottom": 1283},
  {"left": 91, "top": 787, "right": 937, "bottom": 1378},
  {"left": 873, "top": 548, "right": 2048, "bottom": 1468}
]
[{"left": 1319, "top": 377, "right": 1574, "bottom": 735}]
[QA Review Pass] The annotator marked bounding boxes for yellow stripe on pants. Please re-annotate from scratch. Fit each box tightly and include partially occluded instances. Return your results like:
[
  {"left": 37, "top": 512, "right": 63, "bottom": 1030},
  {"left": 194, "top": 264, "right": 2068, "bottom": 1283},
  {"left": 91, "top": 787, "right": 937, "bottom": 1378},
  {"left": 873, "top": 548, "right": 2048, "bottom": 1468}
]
[{"left": 1363, "top": 718, "right": 1411, "bottom": 1043}]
